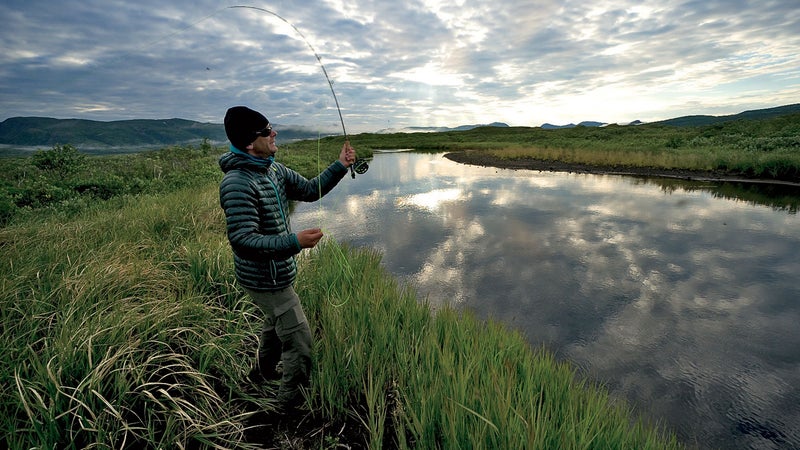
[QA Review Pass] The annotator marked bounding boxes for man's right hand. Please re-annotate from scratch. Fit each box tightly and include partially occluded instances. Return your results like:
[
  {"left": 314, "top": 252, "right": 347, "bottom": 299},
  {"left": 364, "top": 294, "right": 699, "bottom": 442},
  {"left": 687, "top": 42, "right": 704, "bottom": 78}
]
[
  {"left": 297, "top": 228, "right": 324, "bottom": 248},
  {"left": 339, "top": 141, "right": 356, "bottom": 167}
]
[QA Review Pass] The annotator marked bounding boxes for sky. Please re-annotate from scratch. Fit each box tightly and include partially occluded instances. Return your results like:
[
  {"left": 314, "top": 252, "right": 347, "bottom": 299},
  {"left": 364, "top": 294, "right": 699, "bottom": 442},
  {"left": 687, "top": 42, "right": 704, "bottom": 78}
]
[{"left": 1, "top": 0, "right": 799, "bottom": 133}]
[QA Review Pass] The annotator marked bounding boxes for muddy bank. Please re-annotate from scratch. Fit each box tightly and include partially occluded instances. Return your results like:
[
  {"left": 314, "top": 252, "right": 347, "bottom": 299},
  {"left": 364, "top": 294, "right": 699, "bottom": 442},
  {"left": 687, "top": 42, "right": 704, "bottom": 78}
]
[{"left": 444, "top": 151, "right": 800, "bottom": 187}]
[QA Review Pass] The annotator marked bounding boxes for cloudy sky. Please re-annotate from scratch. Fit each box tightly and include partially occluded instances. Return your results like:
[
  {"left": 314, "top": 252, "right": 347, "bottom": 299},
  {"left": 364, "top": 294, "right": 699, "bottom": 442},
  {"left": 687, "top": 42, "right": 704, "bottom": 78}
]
[{"left": 2, "top": 0, "right": 799, "bottom": 132}]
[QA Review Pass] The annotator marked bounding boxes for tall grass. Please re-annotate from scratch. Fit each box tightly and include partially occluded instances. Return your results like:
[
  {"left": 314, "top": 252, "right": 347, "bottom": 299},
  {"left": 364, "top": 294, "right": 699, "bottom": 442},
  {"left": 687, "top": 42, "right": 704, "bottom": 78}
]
[
  {"left": 1, "top": 187, "right": 269, "bottom": 448},
  {"left": 2, "top": 164, "right": 683, "bottom": 448}
]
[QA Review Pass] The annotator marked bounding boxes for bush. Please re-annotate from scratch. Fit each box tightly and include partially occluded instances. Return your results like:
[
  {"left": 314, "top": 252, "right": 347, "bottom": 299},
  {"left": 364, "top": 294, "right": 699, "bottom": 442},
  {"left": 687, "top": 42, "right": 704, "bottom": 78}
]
[
  {"left": 665, "top": 136, "right": 684, "bottom": 149},
  {"left": 11, "top": 177, "right": 71, "bottom": 208},
  {"left": 72, "top": 174, "right": 127, "bottom": 200},
  {"left": 31, "top": 144, "right": 86, "bottom": 172}
]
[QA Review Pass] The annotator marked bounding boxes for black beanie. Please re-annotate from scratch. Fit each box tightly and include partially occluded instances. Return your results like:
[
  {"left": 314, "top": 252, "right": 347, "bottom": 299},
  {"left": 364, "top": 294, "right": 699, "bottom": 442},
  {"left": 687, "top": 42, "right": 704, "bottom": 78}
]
[{"left": 224, "top": 106, "right": 269, "bottom": 151}]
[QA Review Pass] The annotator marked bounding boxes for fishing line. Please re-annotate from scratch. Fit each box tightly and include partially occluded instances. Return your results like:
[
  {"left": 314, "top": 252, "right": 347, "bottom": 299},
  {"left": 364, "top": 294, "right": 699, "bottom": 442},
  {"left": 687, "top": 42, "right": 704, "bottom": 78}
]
[
  {"left": 317, "top": 130, "right": 324, "bottom": 229},
  {"left": 135, "top": 9, "right": 226, "bottom": 57}
]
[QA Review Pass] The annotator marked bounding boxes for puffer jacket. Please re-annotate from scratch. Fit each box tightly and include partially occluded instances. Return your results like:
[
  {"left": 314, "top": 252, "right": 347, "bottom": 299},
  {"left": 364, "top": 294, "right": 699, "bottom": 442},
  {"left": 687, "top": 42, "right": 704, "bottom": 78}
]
[{"left": 218, "top": 149, "right": 348, "bottom": 291}]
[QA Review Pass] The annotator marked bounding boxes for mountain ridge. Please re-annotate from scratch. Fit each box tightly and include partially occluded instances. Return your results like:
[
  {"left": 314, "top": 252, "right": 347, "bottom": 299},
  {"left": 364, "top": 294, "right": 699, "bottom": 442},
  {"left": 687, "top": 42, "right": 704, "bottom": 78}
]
[
  {"left": 653, "top": 103, "right": 800, "bottom": 126},
  {"left": 0, "top": 117, "right": 325, "bottom": 148}
]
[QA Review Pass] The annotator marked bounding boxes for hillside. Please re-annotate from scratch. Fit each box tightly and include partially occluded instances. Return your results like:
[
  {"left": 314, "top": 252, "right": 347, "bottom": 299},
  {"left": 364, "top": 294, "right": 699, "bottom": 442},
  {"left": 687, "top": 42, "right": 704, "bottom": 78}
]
[
  {"left": 0, "top": 117, "right": 226, "bottom": 147},
  {"left": 655, "top": 103, "right": 800, "bottom": 126},
  {"left": 540, "top": 104, "right": 800, "bottom": 129},
  {"left": 0, "top": 117, "right": 328, "bottom": 149}
]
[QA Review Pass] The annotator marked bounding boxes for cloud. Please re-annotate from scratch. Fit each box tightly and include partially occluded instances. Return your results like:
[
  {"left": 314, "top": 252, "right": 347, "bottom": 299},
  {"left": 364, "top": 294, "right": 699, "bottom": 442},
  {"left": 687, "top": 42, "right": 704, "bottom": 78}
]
[{"left": 1, "top": 0, "right": 798, "bottom": 131}]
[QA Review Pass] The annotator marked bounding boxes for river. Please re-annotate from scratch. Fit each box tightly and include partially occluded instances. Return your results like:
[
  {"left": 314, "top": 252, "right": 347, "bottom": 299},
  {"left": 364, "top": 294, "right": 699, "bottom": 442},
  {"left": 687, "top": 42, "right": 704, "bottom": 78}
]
[{"left": 292, "top": 150, "right": 800, "bottom": 450}]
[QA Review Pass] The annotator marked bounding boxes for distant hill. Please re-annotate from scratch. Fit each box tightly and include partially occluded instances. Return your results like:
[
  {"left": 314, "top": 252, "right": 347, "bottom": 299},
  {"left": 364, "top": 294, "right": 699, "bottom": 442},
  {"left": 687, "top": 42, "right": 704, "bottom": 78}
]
[
  {"left": 378, "top": 122, "right": 510, "bottom": 133},
  {"left": 654, "top": 103, "right": 800, "bottom": 127},
  {"left": 541, "top": 121, "right": 607, "bottom": 129},
  {"left": 0, "top": 117, "right": 225, "bottom": 147},
  {"left": 540, "top": 104, "right": 800, "bottom": 129},
  {"left": 0, "top": 116, "right": 510, "bottom": 150}
]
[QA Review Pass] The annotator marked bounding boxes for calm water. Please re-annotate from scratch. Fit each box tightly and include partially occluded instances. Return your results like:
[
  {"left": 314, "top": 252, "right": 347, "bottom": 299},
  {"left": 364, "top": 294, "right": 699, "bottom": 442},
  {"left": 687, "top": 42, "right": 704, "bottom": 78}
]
[{"left": 292, "top": 151, "right": 800, "bottom": 450}]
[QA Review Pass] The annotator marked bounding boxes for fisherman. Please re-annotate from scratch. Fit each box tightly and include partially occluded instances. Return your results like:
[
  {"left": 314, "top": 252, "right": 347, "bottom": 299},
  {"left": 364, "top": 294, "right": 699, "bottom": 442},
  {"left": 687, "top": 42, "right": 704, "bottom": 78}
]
[{"left": 218, "top": 105, "right": 356, "bottom": 414}]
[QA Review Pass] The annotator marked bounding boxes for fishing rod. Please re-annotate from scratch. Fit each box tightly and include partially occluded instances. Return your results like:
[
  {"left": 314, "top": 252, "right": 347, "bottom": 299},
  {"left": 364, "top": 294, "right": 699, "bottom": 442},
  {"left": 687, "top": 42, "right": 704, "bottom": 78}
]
[{"left": 228, "top": 5, "right": 368, "bottom": 178}]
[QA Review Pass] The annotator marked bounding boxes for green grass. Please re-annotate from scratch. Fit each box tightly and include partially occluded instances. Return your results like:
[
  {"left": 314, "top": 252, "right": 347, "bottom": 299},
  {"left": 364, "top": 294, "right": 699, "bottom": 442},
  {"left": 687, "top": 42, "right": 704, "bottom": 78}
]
[
  {"left": 0, "top": 169, "right": 683, "bottom": 448},
  {"left": 1, "top": 188, "right": 254, "bottom": 448}
]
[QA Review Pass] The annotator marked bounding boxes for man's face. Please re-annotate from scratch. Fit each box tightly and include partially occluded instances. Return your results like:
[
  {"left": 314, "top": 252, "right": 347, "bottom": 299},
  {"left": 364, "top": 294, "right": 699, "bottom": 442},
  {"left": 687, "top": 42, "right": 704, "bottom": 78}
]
[{"left": 248, "top": 126, "right": 278, "bottom": 158}]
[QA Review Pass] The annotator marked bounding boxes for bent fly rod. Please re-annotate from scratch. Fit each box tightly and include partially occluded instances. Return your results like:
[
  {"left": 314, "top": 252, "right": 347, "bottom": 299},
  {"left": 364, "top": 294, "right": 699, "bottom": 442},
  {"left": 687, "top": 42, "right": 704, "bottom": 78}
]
[{"left": 228, "top": 5, "right": 368, "bottom": 178}]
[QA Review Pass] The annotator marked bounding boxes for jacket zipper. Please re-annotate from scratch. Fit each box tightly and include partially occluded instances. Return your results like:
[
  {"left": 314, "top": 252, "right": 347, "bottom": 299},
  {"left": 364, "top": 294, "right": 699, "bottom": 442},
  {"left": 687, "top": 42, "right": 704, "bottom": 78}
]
[{"left": 265, "top": 169, "right": 286, "bottom": 286}]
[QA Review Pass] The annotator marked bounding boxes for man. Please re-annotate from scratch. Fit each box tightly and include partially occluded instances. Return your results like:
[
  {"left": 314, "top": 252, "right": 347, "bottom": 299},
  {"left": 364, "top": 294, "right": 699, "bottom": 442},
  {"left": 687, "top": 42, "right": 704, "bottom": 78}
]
[{"left": 218, "top": 105, "right": 355, "bottom": 413}]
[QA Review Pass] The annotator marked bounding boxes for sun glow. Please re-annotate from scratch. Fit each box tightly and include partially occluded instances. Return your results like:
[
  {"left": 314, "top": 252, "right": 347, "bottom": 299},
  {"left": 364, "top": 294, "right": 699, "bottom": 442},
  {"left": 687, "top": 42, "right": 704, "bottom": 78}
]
[
  {"left": 398, "top": 188, "right": 463, "bottom": 211},
  {"left": 389, "top": 62, "right": 464, "bottom": 87}
]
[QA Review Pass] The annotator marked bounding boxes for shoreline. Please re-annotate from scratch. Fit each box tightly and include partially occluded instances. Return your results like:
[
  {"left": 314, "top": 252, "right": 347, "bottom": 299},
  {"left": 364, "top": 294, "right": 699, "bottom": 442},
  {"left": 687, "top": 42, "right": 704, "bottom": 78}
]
[{"left": 443, "top": 151, "right": 800, "bottom": 187}]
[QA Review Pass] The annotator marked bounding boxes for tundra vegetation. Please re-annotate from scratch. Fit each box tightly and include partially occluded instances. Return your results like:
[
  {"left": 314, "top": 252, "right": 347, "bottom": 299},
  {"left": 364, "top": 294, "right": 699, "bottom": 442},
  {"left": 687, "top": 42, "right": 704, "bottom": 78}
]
[{"left": 4, "top": 113, "right": 797, "bottom": 448}]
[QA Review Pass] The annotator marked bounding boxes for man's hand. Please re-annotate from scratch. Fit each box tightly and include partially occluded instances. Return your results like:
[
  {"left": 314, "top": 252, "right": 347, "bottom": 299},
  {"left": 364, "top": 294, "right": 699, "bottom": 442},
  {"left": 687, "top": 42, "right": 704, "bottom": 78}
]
[
  {"left": 297, "top": 228, "right": 324, "bottom": 248},
  {"left": 338, "top": 141, "right": 356, "bottom": 167}
]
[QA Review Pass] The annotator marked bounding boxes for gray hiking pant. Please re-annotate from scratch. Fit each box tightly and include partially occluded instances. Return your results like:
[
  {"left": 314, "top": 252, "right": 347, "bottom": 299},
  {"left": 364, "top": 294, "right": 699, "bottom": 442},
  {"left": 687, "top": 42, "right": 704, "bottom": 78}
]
[{"left": 244, "top": 286, "right": 312, "bottom": 409}]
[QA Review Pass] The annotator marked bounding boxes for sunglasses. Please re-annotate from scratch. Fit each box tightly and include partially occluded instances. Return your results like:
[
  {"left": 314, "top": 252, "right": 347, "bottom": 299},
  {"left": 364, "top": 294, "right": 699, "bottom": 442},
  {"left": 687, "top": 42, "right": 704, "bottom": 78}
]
[{"left": 255, "top": 125, "right": 273, "bottom": 137}]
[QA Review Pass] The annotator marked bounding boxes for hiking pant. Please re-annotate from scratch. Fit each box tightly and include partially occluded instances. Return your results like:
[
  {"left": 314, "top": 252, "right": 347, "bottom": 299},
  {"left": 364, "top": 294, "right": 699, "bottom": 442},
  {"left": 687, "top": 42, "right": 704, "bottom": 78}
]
[{"left": 244, "top": 286, "right": 312, "bottom": 409}]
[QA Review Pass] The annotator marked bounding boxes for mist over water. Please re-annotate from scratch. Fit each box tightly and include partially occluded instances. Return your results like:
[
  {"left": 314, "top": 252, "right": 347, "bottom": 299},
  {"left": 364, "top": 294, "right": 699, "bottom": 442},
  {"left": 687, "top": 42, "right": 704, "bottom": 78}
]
[{"left": 292, "top": 151, "right": 800, "bottom": 450}]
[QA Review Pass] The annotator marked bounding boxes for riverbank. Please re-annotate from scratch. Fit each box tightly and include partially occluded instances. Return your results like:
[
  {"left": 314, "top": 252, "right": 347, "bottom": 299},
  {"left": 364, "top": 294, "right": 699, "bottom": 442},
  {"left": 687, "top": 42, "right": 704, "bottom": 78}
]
[{"left": 444, "top": 150, "right": 800, "bottom": 187}]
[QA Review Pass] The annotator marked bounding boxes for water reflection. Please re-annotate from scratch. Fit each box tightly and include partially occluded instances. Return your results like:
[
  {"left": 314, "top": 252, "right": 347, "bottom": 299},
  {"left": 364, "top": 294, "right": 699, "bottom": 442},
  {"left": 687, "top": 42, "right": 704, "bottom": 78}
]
[
  {"left": 629, "top": 177, "right": 799, "bottom": 214},
  {"left": 292, "top": 151, "right": 800, "bottom": 450}
]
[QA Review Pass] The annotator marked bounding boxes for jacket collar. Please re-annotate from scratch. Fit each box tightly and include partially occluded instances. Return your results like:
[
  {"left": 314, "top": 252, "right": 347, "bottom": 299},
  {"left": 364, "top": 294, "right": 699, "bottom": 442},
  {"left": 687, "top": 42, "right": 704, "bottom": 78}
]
[{"left": 229, "top": 144, "right": 274, "bottom": 169}]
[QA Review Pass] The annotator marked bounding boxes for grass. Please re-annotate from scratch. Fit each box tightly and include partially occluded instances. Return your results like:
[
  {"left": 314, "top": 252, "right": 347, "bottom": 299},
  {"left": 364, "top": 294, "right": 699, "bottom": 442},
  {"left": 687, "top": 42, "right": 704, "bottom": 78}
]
[
  {"left": 0, "top": 175, "right": 684, "bottom": 448},
  {"left": 2, "top": 188, "right": 255, "bottom": 448}
]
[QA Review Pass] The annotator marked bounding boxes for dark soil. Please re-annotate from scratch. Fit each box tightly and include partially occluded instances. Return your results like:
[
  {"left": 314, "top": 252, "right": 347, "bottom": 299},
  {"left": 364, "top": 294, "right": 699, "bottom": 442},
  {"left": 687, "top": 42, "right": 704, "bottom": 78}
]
[
  {"left": 443, "top": 151, "right": 800, "bottom": 187},
  {"left": 242, "top": 409, "right": 370, "bottom": 450}
]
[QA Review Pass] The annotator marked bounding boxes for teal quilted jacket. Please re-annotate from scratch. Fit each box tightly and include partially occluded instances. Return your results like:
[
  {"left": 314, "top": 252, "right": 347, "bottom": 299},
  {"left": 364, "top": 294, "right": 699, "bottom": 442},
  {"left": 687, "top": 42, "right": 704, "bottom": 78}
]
[{"left": 218, "top": 150, "right": 347, "bottom": 291}]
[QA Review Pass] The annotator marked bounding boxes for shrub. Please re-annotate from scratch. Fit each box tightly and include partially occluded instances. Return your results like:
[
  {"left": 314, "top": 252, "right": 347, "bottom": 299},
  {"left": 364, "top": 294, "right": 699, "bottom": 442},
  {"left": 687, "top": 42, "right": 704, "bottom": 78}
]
[
  {"left": 11, "top": 177, "right": 71, "bottom": 209},
  {"left": 665, "top": 137, "right": 684, "bottom": 149},
  {"left": 31, "top": 144, "right": 86, "bottom": 173},
  {"left": 72, "top": 174, "right": 127, "bottom": 200}
]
